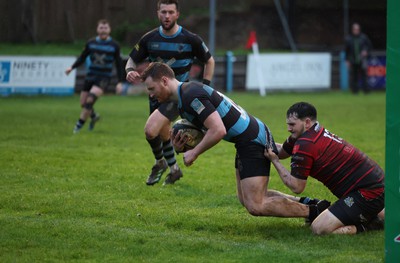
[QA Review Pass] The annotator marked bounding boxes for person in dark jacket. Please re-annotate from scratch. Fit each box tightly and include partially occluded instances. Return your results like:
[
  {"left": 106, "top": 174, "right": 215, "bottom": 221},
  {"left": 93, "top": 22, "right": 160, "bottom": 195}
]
[{"left": 345, "top": 23, "right": 373, "bottom": 94}]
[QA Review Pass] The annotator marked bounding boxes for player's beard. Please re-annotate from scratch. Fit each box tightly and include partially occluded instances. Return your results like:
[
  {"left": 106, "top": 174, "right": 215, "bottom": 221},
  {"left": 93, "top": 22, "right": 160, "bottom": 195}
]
[
  {"left": 99, "top": 33, "right": 109, "bottom": 40},
  {"left": 161, "top": 20, "right": 176, "bottom": 31},
  {"left": 98, "top": 29, "right": 110, "bottom": 40}
]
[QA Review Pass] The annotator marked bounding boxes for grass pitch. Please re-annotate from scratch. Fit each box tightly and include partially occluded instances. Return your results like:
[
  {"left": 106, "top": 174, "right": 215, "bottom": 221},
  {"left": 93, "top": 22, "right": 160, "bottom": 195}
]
[{"left": 0, "top": 91, "right": 385, "bottom": 262}]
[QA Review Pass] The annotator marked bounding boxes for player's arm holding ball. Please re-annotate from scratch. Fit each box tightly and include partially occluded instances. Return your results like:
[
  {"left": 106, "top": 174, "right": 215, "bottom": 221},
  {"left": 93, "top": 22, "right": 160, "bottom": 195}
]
[
  {"left": 182, "top": 112, "right": 226, "bottom": 166},
  {"left": 171, "top": 129, "right": 189, "bottom": 153}
]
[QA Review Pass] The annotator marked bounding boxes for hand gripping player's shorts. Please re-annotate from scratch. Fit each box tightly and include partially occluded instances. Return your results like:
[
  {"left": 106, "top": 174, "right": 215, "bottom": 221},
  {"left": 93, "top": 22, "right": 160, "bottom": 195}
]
[{"left": 235, "top": 142, "right": 272, "bottom": 180}]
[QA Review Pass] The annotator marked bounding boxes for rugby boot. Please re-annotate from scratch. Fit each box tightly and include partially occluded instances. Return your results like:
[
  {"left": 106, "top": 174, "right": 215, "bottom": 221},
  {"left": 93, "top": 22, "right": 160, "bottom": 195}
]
[
  {"left": 89, "top": 114, "right": 101, "bottom": 131},
  {"left": 306, "top": 199, "right": 331, "bottom": 225},
  {"left": 163, "top": 167, "right": 183, "bottom": 185},
  {"left": 73, "top": 126, "right": 82, "bottom": 134},
  {"left": 146, "top": 160, "right": 168, "bottom": 185}
]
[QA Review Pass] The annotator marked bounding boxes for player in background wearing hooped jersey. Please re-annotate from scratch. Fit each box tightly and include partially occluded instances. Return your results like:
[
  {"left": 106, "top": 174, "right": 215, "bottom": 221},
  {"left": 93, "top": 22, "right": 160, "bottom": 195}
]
[
  {"left": 140, "top": 62, "right": 331, "bottom": 223},
  {"left": 264, "top": 102, "right": 385, "bottom": 235},
  {"left": 125, "top": 0, "right": 215, "bottom": 186},
  {"left": 66, "top": 19, "right": 124, "bottom": 134}
]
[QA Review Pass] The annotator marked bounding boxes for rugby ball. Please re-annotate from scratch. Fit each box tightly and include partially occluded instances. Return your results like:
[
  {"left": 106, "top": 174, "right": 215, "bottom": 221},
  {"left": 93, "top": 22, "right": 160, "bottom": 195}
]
[{"left": 172, "top": 119, "right": 205, "bottom": 152}]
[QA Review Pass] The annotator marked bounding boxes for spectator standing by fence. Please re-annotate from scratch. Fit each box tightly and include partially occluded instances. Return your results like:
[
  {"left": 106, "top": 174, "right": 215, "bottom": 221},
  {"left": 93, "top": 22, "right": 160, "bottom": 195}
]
[{"left": 345, "top": 23, "right": 373, "bottom": 94}]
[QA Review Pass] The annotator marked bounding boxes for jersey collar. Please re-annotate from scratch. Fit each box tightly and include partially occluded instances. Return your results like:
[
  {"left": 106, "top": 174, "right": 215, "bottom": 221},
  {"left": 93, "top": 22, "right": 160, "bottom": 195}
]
[
  {"left": 158, "top": 26, "right": 182, "bottom": 38},
  {"left": 177, "top": 82, "right": 184, "bottom": 108},
  {"left": 96, "top": 36, "right": 112, "bottom": 43}
]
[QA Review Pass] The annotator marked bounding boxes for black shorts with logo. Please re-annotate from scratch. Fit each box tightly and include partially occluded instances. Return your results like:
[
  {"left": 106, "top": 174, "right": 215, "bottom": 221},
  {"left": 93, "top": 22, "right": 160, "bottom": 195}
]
[{"left": 328, "top": 189, "right": 384, "bottom": 225}]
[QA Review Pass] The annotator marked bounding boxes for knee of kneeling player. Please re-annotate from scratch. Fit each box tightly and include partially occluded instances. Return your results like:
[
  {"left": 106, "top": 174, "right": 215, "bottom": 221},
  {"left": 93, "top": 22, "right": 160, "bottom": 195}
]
[
  {"left": 236, "top": 195, "right": 245, "bottom": 207},
  {"left": 244, "top": 203, "right": 266, "bottom": 217},
  {"left": 311, "top": 222, "right": 331, "bottom": 235}
]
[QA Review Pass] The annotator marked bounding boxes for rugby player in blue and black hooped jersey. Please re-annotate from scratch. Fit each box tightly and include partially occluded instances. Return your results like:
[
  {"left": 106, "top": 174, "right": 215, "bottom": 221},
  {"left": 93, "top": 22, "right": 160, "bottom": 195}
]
[
  {"left": 66, "top": 19, "right": 124, "bottom": 134},
  {"left": 140, "top": 62, "right": 330, "bottom": 222},
  {"left": 125, "top": 0, "right": 215, "bottom": 186}
]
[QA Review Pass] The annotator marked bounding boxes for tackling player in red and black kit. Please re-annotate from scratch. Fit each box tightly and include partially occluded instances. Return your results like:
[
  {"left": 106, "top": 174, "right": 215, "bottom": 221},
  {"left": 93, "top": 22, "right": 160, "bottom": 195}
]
[
  {"left": 265, "top": 102, "right": 385, "bottom": 235},
  {"left": 66, "top": 19, "right": 124, "bottom": 134},
  {"left": 141, "top": 62, "right": 331, "bottom": 223},
  {"left": 125, "top": 0, "right": 215, "bottom": 185}
]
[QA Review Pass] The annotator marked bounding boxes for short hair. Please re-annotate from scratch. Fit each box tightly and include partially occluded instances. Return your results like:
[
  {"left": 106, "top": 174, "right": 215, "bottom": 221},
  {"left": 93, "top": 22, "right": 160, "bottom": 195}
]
[
  {"left": 286, "top": 102, "right": 317, "bottom": 121},
  {"left": 157, "top": 0, "right": 179, "bottom": 11},
  {"left": 97, "top": 19, "right": 110, "bottom": 26},
  {"left": 141, "top": 62, "right": 175, "bottom": 82}
]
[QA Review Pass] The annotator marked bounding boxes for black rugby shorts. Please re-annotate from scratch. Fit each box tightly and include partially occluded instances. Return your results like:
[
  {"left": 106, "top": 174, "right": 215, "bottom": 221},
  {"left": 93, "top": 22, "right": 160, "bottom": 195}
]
[
  {"left": 328, "top": 189, "right": 384, "bottom": 225},
  {"left": 235, "top": 142, "right": 271, "bottom": 180},
  {"left": 83, "top": 77, "right": 111, "bottom": 92},
  {"left": 149, "top": 97, "right": 179, "bottom": 121}
]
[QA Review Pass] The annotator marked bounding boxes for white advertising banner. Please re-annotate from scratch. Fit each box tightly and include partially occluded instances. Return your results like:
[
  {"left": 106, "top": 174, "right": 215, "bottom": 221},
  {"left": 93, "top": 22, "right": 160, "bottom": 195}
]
[
  {"left": 246, "top": 53, "right": 332, "bottom": 91},
  {"left": 0, "top": 56, "right": 76, "bottom": 95}
]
